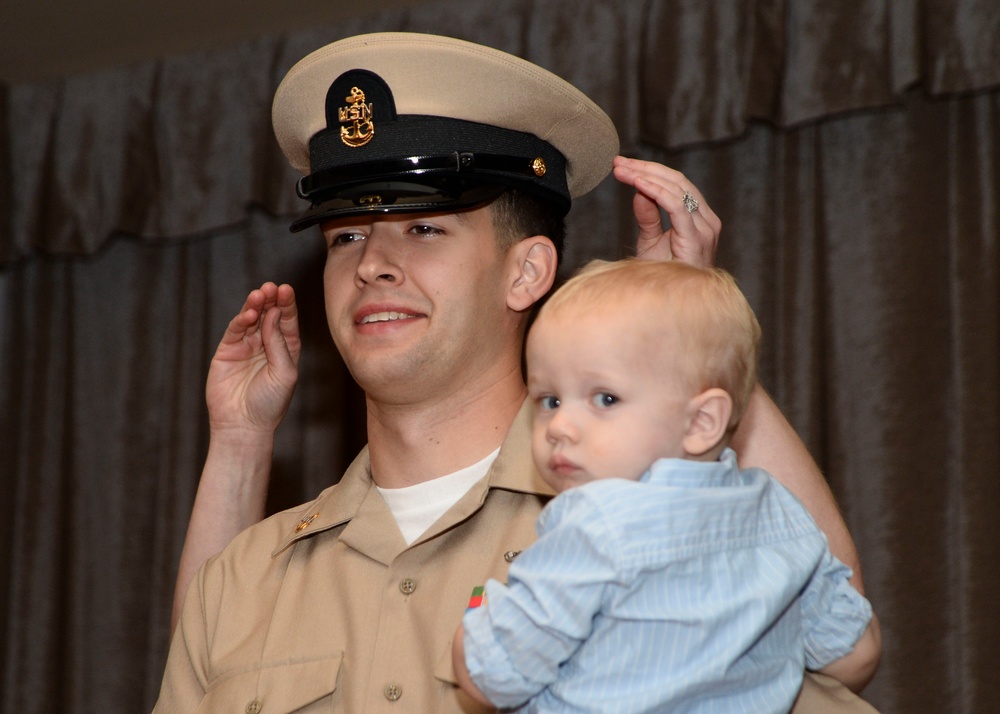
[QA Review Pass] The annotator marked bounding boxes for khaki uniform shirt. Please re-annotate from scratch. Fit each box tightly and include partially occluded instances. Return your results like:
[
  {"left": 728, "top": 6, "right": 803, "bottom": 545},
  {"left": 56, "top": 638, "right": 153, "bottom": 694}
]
[{"left": 154, "top": 403, "right": 877, "bottom": 714}]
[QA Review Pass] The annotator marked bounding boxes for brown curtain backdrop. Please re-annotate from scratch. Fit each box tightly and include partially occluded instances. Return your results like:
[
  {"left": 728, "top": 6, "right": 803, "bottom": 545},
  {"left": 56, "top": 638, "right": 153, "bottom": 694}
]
[{"left": 2, "top": 1, "right": 998, "bottom": 712}]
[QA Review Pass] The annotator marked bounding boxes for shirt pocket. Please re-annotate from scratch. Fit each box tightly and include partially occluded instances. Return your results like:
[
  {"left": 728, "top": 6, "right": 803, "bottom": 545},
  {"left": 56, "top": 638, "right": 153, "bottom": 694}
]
[
  {"left": 434, "top": 637, "right": 501, "bottom": 714},
  {"left": 197, "top": 654, "right": 343, "bottom": 714},
  {"left": 434, "top": 636, "right": 458, "bottom": 686}
]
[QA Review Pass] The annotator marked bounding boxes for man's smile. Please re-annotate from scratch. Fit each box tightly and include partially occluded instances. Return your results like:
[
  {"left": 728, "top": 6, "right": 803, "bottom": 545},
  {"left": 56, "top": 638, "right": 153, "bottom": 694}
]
[{"left": 359, "top": 310, "right": 420, "bottom": 324}]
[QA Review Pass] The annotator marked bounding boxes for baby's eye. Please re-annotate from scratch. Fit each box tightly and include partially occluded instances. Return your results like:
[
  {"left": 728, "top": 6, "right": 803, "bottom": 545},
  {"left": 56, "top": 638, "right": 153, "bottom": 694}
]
[
  {"left": 592, "top": 392, "right": 619, "bottom": 408},
  {"left": 538, "top": 396, "right": 561, "bottom": 410}
]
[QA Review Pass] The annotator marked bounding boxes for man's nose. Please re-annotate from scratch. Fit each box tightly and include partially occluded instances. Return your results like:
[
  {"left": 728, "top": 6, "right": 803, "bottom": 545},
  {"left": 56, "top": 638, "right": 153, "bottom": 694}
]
[{"left": 355, "top": 232, "right": 402, "bottom": 287}]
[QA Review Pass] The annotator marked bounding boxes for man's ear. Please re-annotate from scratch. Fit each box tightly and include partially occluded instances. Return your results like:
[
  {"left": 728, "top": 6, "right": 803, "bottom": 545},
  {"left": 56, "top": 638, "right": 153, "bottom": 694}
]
[
  {"left": 506, "top": 236, "right": 557, "bottom": 312},
  {"left": 683, "top": 388, "right": 733, "bottom": 457}
]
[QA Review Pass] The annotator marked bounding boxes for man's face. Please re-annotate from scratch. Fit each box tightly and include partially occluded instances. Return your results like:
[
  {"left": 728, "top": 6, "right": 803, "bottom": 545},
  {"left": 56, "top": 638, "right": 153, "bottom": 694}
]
[
  {"left": 321, "top": 206, "right": 519, "bottom": 404},
  {"left": 526, "top": 302, "right": 693, "bottom": 493}
]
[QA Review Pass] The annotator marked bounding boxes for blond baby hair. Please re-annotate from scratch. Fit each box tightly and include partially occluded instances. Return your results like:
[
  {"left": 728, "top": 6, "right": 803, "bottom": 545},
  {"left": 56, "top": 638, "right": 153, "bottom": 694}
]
[{"left": 537, "top": 259, "right": 761, "bottom": 432}]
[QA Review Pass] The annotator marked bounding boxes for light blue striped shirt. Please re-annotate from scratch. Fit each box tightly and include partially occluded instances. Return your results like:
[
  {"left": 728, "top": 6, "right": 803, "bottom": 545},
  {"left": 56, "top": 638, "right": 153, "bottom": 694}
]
[{"left": 461, "top": 448, "right": 872, "bottom": 713}]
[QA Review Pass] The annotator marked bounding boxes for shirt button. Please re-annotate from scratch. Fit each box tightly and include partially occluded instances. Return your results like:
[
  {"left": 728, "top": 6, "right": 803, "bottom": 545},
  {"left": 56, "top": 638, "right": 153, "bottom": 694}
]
[
  {"left": 399, "top": 578, "right": 416, "bottom": 595},
  {"left": 504, "top": 550, "right": 521, "bottom": 562},
  {"left": 384, "top": 684, "right": 402, "bottom": 701},
  {"left": 245, "top": 700, "right": 262, "bottom": 714}
]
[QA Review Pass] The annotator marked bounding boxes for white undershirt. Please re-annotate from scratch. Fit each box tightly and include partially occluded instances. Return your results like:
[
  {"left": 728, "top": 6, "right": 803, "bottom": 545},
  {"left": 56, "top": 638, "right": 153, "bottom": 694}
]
[{"left": 376, "top": 448, "right": 501, "bottom": 545}]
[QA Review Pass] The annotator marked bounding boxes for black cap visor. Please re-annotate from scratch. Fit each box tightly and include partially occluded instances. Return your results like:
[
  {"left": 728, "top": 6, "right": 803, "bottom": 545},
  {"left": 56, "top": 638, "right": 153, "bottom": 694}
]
[
  {"left": 291, "top": 150, "right": 570, "bottom": 232},
  {"left": 291, "top": 176, "right": 508, "bottom": 232}
]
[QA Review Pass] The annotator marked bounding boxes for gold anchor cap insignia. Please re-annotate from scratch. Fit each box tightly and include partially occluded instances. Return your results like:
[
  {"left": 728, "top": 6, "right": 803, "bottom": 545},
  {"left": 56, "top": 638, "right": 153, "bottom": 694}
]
[{"left": 339, "top": 86, "right": 374, "bottom": 148}]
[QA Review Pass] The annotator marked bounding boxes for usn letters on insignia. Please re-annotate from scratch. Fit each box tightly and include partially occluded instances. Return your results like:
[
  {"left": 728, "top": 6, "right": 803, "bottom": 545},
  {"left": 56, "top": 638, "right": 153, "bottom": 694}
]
[{"left": 339, "top": 86, "right": 374, "bottom": 147}]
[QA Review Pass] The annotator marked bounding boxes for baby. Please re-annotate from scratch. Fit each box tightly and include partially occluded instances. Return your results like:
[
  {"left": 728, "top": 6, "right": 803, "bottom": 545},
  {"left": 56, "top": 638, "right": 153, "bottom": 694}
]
[{"left": 453, "top": 259, "right": 879, "bottom": 712}]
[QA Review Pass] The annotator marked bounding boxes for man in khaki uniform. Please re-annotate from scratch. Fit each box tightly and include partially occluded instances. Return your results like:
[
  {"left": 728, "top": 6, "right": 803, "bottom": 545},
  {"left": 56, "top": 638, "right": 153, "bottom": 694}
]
[{"left": 156, "top": 33, "right": 879, "bottom": 713}]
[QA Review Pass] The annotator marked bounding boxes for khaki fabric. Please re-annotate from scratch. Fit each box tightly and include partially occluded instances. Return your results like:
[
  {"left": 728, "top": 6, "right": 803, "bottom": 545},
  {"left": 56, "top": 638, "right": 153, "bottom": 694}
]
[
  {"left": 796, "top": 673, "right": 880, "bottom": 713},
  {"left": 155, "top": 404, "right": 550, "bottom": 713},
  {"left": 154, "top": 402, "right": 877, "bottom": 713}
]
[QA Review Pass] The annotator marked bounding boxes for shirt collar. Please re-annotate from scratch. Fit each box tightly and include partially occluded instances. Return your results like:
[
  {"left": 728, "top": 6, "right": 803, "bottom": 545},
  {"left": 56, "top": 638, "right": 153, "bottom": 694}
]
[
  {"left": 644, "top": 447, "right": 743, "bottom": 488},
  {"left": 272, "top": 398, "right": 552, "bottom": 555}
]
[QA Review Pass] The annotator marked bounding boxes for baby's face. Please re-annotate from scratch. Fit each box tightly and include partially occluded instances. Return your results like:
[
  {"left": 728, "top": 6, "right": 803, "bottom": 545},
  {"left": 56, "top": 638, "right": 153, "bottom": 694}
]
[{"left": 526, "top": 304, "right": 693, "bottom": 494}]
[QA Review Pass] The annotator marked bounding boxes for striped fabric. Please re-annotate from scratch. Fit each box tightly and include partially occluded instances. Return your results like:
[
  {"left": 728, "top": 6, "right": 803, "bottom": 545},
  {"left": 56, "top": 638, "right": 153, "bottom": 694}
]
[{"left": 461, "top": 449, "right": 872, "bottom": 713}]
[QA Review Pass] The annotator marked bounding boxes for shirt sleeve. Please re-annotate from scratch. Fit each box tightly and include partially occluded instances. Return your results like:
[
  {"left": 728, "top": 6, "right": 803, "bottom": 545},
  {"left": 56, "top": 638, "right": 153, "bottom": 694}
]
[
  {"left": 460, "top": 490, "right": 619, "bottom": 709},
  {"left": 800, "top": 548, "right": 873, "bottom": 670},
  {"left": 153, "top": 563, "right": 211, "bottom": 712}
]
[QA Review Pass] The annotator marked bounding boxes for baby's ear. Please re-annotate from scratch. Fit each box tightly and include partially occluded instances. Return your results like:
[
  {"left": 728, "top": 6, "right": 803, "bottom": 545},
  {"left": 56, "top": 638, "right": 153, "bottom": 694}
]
[
  {"left": 506, "top": 237, "right": 557, "bottom": 312},
  {"left": 683, "top": 388, "right": 733, "bottom": 457}
]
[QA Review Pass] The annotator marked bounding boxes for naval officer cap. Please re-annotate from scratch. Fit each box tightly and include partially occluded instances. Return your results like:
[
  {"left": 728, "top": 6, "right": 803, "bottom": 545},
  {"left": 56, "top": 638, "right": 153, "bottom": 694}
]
[{"left": 272, "top": 32, "right": 619, "bottom": 232}]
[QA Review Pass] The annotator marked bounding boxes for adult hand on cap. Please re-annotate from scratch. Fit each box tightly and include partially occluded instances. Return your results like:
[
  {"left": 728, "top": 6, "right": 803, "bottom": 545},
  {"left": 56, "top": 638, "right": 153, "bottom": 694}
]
[{"left": 612, "top": 156, "right": 721, "bottom": 268}]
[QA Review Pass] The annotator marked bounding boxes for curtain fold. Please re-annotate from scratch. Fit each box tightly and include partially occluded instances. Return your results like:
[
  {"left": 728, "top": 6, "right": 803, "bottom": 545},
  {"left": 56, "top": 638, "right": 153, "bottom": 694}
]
[
  {"left": 2, "top": 1, "right": 999, "bottom": 712},
  {"left": 3, "top": 0, "right": 1000, "bottom": 264}
]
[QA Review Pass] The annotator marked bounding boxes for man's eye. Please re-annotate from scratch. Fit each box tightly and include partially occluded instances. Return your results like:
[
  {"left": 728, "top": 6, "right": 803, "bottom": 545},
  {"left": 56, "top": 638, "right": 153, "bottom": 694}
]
[
  {"left": 592, "top": 393, "right": 619, "bottom": 408},
  {"left": 328, "top": 232, "right": 365, "bottom": 247},
  {"left": 408, "top": 224, "right": 443, "bottom": 237},
  {"left": 539, "top": 396, "right": 560, "bottom": 410}
]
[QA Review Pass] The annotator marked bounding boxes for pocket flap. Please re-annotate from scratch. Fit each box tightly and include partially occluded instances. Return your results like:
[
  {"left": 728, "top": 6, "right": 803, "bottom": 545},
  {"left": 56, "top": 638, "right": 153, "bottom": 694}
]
[{"left": 197, "top": 654, "right": 343, "bottom": 714}]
